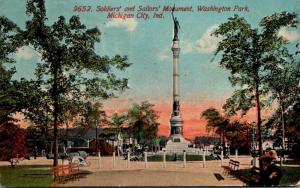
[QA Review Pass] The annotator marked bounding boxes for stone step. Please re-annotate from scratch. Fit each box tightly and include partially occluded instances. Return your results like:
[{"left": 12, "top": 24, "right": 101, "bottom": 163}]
[{"left": 165, "top": 143, "right": 188, "bottom": 147}]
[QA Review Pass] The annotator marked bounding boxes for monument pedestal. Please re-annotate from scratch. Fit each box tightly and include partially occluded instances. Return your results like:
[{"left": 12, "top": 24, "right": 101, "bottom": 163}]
[{"left": 163, "top": 134, "right": 199, "bottom": 154}]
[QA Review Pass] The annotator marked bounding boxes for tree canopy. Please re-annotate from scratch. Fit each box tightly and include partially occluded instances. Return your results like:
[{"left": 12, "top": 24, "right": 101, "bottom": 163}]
[
  {"left": 212, "top": 12, "right": 297, "bottom": 161},
  {"left": 127, "top": 101, "right": 159, "bottom": 146},
  {"left": 201, "top": 107, "right": 250, "bottom": 151},
  {"left": 0, "top": 0, "right": 131, "bottom": 166}
]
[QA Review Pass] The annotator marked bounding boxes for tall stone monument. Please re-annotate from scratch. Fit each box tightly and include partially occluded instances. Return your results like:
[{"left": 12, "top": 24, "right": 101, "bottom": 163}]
[{"left": 163, "top": 9, "right": 192, "bottom": 153}]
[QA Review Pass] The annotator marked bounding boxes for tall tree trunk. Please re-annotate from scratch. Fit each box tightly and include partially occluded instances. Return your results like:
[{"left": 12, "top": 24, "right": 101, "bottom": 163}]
[
  {"left": 52, "top": 64, "right": 59, "bottom": 167},
  {"left": 280, "top": 99, "right": 286, "bottom": 150},
  {"left": 53, "top": 102, "right": 58, "bottom": 167},
  {"left": 254, "top": 78, "right": 263, "bottom": 171}
]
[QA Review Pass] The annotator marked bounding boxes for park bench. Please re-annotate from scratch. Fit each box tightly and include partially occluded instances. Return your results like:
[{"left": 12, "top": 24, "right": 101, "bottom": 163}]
[
  {"left": 222, "top": 159, "right": 240, "bottom": 176},
  {"left": 239, "top": 166, "right": 260, "bottom": 186},
  {"left": 51, "top": 164, "right": 80, "bottom": 182}
]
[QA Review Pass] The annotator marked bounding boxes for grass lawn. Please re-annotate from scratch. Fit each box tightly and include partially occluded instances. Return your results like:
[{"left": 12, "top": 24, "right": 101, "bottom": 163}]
[
  {"left": 145, "top": 154, "right": 215, "bottom": 161},
  {"left": 239, "top": 166, "right": 300, "bottom": 186},
  {"left": 280, "top": 166, "right": 300, "bottom": 186},
  {"left": 275, "top": 159, "right": 300, "bottom": 165},
  {"left": 0, "top": 165, "right": 52, "bottom": 186}
]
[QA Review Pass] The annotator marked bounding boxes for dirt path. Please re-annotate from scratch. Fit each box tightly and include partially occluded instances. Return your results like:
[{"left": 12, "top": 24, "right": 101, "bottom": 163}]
[
  {"left": 62, "top": 168, "right": 242, "bottom": 186},
  {"left": 61, "top": 155, "right": 253, "bottom": 186},
  {"left": 0, "top": 155, "right": 255, "bottom": 186}
]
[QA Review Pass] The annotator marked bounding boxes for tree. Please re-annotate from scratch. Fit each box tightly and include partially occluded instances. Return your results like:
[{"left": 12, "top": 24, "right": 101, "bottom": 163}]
[
  {"left": 0, "top": 17, "right": 34, "bottom": 125},
  {"left": 212, "top": 12, "right": 297, "bottom": 171},
  {"left": 263, "top": 61, "right": 300, "bottom": 149},
  {"left": 202, "top": 108, "right": 252, "bottom": 153},
  {"left": 284, "top": 100, "right": 300, "bottom": 159},
  {"left": 127, "top": 101, "right": 159, "bottom": 147},
  {"left": 225, "top": 120, "right": 251, "bottom": 153},
  {"left": 1, "top": 0, "right": 131, "bottom": 166},
  {"left": 201, "top": 108, "right": 230, "bottom": 150},
  {"left": 111, "top": 113, "right": 127, "bottom": 130},
  {"left": 76, "top": 101, "right": 108, "bottom": 128},
  {"left": 111, "top": 112, "right": 127, "bottom": 152},
  {"left": 0, "top": 122, "right": 30, "bottom": 161},
  {"left": 159, "top": 136, "right": 167, "bottom": 148},
  {"left": 266, "top": 98, "right": 300, "bottom": 159}
]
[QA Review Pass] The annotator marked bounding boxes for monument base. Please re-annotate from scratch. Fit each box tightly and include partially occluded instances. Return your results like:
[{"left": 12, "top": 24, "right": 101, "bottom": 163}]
[{"left": 162, "top": 134, "right": 198, "bottom": 154}]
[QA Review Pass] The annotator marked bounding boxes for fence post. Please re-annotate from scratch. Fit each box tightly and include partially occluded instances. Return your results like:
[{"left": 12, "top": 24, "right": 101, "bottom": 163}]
[
  {"left": 126, "top": 152, "right": 130, "bottom": 168},
  {"left": 112, "top": 152, "right": 116, "bottom": 168},
  {"left": 98, "top": 151, "right": 101, "bottom": 169},
  {"left": 252, "top": 156, "right": 257, "bottom": 167},
  {"left": 163, "top": 150, "right": 166, "bottom": 168},
  {"left": 221, "top": 150, "right": 224, "bottom": 166},
  {"left": 144, "top": 152, "right": 148, "bottom": 168},
  {"left": 183, "top": 150, "right": 186, "bottom": 168},
  {"left": 202, "top": 148, "right": 206, "bottom": 168}
]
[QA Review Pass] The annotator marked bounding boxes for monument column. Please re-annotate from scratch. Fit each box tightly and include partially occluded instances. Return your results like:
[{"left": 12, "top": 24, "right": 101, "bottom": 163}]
[
  {"left": 170, "top": 39, "right": 183, "bottom": 137},
  {"left": 169, "top": 8, "right": 184, "bottom": 139},
  {"left": 163, "top": 8, "right": 195, "bottom": 154}
]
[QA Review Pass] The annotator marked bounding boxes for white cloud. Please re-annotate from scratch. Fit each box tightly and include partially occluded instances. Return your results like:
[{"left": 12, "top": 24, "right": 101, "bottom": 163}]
[
  {"left": 182, "top": 42, "right": 195, "bottom": 54},
  {"left": 159, "top": 46, "right": 171, "bottom": 61},
  {"left": 182, "top": 25, "right": 219, "bottom": 54},
  {"left": 16, "top": 46, "right": 35, "bottom": 60},
  {"left": 105, "top": 18, "right": 137, "bottom": 32},
  {"left": 278, "top": 27, "right": 300, "bottom": 42}
]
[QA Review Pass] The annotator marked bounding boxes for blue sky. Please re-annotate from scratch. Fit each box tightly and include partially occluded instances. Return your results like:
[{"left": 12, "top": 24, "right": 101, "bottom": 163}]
[{"left": 1, "top": 0, "right": 300, "bottom": 137}]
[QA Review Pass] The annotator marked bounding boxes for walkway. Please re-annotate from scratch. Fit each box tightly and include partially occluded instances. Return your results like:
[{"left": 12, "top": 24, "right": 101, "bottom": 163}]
[
  {"left": 0, "top": 155, "right": 255, "bottom": 186},
  {"left": 62, "top": 155, "right": 253, "bottom": 186}
]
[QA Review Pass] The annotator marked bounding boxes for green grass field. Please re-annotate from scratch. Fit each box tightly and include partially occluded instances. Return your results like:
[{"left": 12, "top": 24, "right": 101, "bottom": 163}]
[
  {"left": 0, "top": 165, "right": 52, "bottom": 186},
  {"left": 280, "top": 166, "right": 300, "bottom": 186}
]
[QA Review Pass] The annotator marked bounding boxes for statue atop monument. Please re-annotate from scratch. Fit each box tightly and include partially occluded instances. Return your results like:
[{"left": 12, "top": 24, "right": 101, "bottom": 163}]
[{"left": 171, "top": 5, "right": 180, "bottom": 41}]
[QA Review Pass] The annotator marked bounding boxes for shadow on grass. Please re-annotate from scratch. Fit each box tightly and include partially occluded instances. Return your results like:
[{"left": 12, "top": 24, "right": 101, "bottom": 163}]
[
  {"left": 145, "top": 154, "right": 216, "bottom": 162},
  {"left": 0, "top": 165, "right": 93, "bottom": 186},
  {"left": 0, "top": 165, "right": 52, "bottom": 186},
  {"left": 52, "top": 170, "right": 92, "bottom": 185}
]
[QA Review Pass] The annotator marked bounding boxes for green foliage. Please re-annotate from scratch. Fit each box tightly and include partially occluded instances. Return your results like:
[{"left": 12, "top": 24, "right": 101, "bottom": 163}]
[
  {"left": 111, "top": 113, "right": 127, "bottom": 129},
  {"left": 264, "top": 62, "right": 300, "bottom": 108},
  {"left": 201, "top": 108, "right": 229, "bottom": 135},
  {"left": 0, "top": 16, "right": 31, "bottom": 124},
  {"left": 212, "top": 12, "right": 297, "bottom": 116},
  {"left": 159, "top": 136, "right": 167, "bottom": 147},
  {"left": 127, "top": 101, "right": 159, "bottom": 146},
  {"left": 201, "top": 108, "right": 251, "bottom": 150},
  {"left": 75, "top": 101, "right": 108, "bottom": 128},
  {"left": 1, "top": 0, "right": 131, "bottom": 166},
  {"left": 212, "top": 12, "right": 297, "bottom": 156},
  {"left": 22, "top": 0, "right": 131, "bottom": 127}
]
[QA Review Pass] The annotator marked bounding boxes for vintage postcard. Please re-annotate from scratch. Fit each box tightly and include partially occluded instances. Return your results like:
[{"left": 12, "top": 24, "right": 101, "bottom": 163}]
[{"left": 0, "top": 0, "right": 299, "bottom": 187}]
